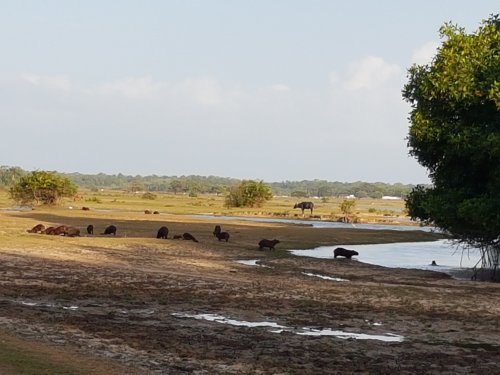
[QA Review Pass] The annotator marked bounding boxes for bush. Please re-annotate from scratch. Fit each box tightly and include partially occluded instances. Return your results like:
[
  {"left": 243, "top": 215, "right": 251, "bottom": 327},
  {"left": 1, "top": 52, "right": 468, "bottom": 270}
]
[
  {"left": 10, "top": 171, "right": 77, "bottom": 205},
  {"left": 141, "top": 192, "right": 157, "bottom": 200},
  {"left": 225, "top": 180, "right": 273, "bottom": 208}
]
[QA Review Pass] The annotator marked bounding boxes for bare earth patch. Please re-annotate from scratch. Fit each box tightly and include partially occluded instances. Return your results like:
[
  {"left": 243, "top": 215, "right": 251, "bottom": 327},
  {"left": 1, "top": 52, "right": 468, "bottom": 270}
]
[{"left": 0, "top": 209, "right": 499, "bottom": 373}]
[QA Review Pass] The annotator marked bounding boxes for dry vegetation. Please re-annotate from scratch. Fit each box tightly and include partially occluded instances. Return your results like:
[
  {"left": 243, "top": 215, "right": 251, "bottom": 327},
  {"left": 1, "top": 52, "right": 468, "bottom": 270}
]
[{"left": 0, "top": 191, "right": 499, "bottom": 374}]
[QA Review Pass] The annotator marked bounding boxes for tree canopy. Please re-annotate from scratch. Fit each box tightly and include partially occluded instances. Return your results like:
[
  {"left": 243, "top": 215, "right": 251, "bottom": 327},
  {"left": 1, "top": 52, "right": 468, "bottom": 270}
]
[
  {"left": 224, "top": 180, "right": 273, "bottom": 208},
  {"left": 10, "top": 171, "right": 77, "bottom": 205},
  {"left": 403, "top": 15, "right": 500, "bottom": 277}
]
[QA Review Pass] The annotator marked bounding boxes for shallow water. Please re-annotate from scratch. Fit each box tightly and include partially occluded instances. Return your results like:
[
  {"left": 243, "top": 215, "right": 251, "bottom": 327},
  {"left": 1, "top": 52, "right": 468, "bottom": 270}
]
[
  {"left": 172, "top": 312, "right": 404, "bottom": 342},
  {"left": 290, "top": 240, "right": 481, "bottom": 271},
  {"left": 192, "top": 214, "right": 435, "bottom": 232}
]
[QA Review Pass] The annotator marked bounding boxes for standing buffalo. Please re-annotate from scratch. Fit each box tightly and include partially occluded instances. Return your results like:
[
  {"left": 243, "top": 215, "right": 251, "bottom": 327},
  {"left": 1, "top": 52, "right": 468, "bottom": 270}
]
[
  {"left": 293, "top": 202, "right": 314, "bottom": 215},
  {"left": 102, "top": 225, "right": 117, "bottom": 236},
  {"left": 183, "top": 232, "right": 199, "bottom": 242},
  {"left": 157, "top": 226, "right": 169, "bottom": 239},
  {"left": 258, "top": 239, "right": 280, "bottom": 250},
  {"left": 27, "top": 224, "right": 45, "bottom": 233},
  {"left": 213, "top": 225, "right": 222, "bottom": 237},
  {"left": 87, "top": 225, "right": 94, "bottom": 235},
  {"left": 333, "top": 247, "right": 359, "bottom": 259},
  {"left": 216, "top": 231, "right": 230, "bottom": 242}
]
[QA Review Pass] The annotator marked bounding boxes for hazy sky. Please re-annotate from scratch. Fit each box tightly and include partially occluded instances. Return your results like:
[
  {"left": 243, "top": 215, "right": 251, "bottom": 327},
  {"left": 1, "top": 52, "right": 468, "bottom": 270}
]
[{"left": 1, "top": 1, "right": 497, "bottom": 183}]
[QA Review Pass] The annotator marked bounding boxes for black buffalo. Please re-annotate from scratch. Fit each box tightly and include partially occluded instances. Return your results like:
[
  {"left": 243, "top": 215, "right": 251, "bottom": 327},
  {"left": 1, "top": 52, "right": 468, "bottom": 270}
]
[
  {"left": 258, "top": 239, "right": 280, "bottom": 250},
  {"left": 183, "top": 232, "right": 199, "bottom": 242},
  {"left": 87, "top": 225, "right": 94, "bottom": 235},
  {"left": 216, "top": 231, "right": 230, "bottom": 242},
  {"left": 213, "top": 225, "right": 222, "bottom": 237},
  {"left": 333, "top": 247, "right": 358, "bottom": 259},
  {"left": 103, "top": 225, "right": 117, "bottom": 236},
  {"left": 157, "top": 226, "right": 169, "bottom": 239},
  {"left": 293, "top": 201, "right": 314, "bottom": 215}
]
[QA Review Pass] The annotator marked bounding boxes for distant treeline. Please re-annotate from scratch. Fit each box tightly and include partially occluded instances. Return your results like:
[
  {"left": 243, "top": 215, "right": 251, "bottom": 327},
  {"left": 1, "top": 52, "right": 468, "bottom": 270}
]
[{"left": 0, "top": 166, "right": 421, "bottom": 198}]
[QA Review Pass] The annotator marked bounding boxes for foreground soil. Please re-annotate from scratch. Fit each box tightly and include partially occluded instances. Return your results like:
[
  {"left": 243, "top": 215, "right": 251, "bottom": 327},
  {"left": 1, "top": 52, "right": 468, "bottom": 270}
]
[{"left": 0, "top": 209, "right": 499, "bottom": 374}]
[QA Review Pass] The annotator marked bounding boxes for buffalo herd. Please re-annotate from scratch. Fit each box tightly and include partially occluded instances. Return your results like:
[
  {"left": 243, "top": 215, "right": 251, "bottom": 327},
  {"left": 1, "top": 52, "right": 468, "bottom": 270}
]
[{"left": 25, "top": 213, "right": 361, "bottom": 259}]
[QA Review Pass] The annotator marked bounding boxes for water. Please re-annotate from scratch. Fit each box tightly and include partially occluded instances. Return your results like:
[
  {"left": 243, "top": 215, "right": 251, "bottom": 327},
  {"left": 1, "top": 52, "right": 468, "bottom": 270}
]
[
  {"left": 172, "top": 312, "right": 404, "bottom": 342},
  {"left": 290, "top": 240, "right": 481, "bottom": 271},
  {"left": 192, "top": 214, "right": 435, "bottom": 232}
]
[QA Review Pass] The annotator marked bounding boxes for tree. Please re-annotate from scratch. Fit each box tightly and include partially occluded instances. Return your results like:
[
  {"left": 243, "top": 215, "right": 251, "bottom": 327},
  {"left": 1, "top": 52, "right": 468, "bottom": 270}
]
[
  {"left": 10, "top": 171, "right": 77, "bottom": 205},
  {"left": 225, "top": 180, "right": 273, "bottom": 208},
  {"left": 340, "top": 199, "right": 356, "bottom": 223},
  {"left": 402, "top": 15, "right": 500, "bottom": 279}
]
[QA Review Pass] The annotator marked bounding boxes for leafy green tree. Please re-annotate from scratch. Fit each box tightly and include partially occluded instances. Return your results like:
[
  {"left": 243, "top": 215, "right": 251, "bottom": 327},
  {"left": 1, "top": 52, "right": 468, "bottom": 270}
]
[
  {"left": 225, "top": 180, "right": 273, "bottom": 208},
  {"left": 403, "top": 15, "right": 500, "bottom": 279},
  {"left": 0, "top": 166, "right": 25, "bottom": 187},
  {"left": 340, "top": 199, "right": 356, "bottom": 223},
  {"left": 10, "top": 171, "right": 77, "bottom": 205}
]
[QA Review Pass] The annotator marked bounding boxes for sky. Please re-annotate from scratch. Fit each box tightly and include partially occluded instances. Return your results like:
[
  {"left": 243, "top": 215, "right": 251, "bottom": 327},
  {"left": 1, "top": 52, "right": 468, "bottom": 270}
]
[{"left": 0, "top": 1, "right": 498, "bottom": 184}]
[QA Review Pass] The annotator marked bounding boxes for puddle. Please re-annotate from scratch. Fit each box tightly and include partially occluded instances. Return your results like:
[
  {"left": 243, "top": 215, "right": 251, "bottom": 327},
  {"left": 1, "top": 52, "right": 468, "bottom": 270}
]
[
  {"left": 17, "top": 300, "right": 79, "bottom": 310},
  {"left": 296, "top": 327, "right": 403, "bottom": 342},
  {"left": 236, "top": 259, "right": 271, "bottom": 268},
  {"left": 302, "top": 272, "right": 349, "bottom": 282},
  {"left": 172, "top": 312, "right": 403, "bottom": 342}
]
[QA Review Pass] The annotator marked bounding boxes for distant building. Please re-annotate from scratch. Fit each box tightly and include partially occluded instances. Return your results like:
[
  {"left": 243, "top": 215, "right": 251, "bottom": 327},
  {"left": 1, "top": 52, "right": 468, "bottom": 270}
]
[{"left": 382, "top": 196, "right": 402, "bottom": 200}]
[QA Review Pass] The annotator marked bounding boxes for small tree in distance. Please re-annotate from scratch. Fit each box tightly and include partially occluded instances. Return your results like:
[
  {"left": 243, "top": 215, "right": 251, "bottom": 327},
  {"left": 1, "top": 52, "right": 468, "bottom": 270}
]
[
  {"left": 10, "top": 171, "right": 77, "bottom": 205},
  {"left": 225, "top": 180, "right": 273, "bottom": 208},
  {"left": 340, "top": 199, "right": 356, "bottom": 223}
]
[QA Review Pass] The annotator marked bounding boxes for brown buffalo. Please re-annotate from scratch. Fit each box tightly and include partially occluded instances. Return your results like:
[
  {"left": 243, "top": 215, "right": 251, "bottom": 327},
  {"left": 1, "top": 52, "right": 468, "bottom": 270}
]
[
  {"left": 27, "top": 224, "right": 45, "bottom": 233},
  {"left": 66, "top": 227, "right": 81, "bottom": 237},
  {"left": 213, "top": 225, "right": 222, "bottom": 237}
]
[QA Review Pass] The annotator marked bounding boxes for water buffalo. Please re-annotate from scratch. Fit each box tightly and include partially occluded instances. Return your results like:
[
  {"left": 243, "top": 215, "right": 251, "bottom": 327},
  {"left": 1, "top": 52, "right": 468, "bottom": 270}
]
[
  {"left": 183, "top": 232, "right": 199, "bottom": 242},
  {"left": 213, "top": 225, "right": 222, "bottom": 237},
  {"left": 157, "top": 226, "right": 169, "bottom": 239},
  {"left": 27, "top": 224, "right": 45, "bottom": 233},
  {"left": 216, "top": 231, "right": 230, "bottom": 242},
  {"left": 52, "top": 225, "right": 69, "bottom": 236},
  {"left": 87, "top": 225, "right": 94, "bottom": 235},
  {"left": 173, "top": 234, "right": 183, "bottom": 239},
  {"left": 42, "top": 226, "right": 56, "bottom": 235},
  {"left": 153, "top": 211, "right": 160, "bottom": 214},
  {"left": 145, "top": 210, "right": 152, "bottom": 214},
  {"left": 258, "top": 239, "right": 280, "bottom": 250},
  {"left": 65, "top": 227, "right": 81, "bottom": 237},
  {"left": 102, "top": 225, "right": 117, "bottom": 236},
  {"left": 293, "top": 202, "right": 314, "bottom": 215},
  {"left": 82, "top": 206, "right": 90, "bottom": 211},
  {"left": 333, "top": 247, "right": 359, "bottom": 259}
]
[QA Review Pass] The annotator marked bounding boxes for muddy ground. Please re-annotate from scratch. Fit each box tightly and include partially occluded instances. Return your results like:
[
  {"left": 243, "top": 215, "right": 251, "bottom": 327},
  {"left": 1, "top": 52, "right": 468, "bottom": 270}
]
[{"left": 0, "top": 210, "right": 499, "bottom": 374}]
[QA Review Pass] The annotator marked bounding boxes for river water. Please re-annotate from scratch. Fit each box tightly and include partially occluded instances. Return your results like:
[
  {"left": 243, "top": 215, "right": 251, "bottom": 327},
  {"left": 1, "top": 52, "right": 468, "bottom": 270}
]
[{"left": 290, "top": 240, "right": 481, "bottom": 272}]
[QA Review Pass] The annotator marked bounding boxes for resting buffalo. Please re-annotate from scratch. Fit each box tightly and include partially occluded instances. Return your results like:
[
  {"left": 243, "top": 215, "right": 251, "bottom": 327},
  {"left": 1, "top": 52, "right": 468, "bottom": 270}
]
[
  {"left": 42, "top": 226, "right": 56, "bottom": 235},
  {"left": 65, "top": 227, "right": 80, "bottom": 237},
  {"left": 102, "top": 225, "right": 117, "bottom": 236},
  {"left": 157, "top": 226, "right": 169, "bottom": 239},
  {"left": 213, "top": 225, "right": 222, "bottom": 237},
  {"left": 87, "top": 225, "right": 94, "bottom": 235},
  {"left": 333, "top": 247, "right": 359, "bottom": 259},
  {"left": 293, "top": 201, "right": 314, "bottom": 215},
  {"left": 173, "top": 234, "right": 183, "bottom": 239},
  {"left": 258, "top": 239, "right": 280, "bottom": 250},
  {"left": 51, "top": 225, "right": 69, "bottom": 236},
  {"left": 183, "top": 232, "right": 199, "bottom": 242},
  {"left": 82, "top": 206, "right": 90, "bottom": 211},
  {"left": 145, "top": 210, "right": 152, "bottom": 214},
  {"left": 216, "top": 231, "right": 230, "bottom": 242},
  {"left": 153, "top": 211, "right": 160, "bottom": 214},
  {"left": 27, "top": 224, "right": 45, "bottom": 233}
]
